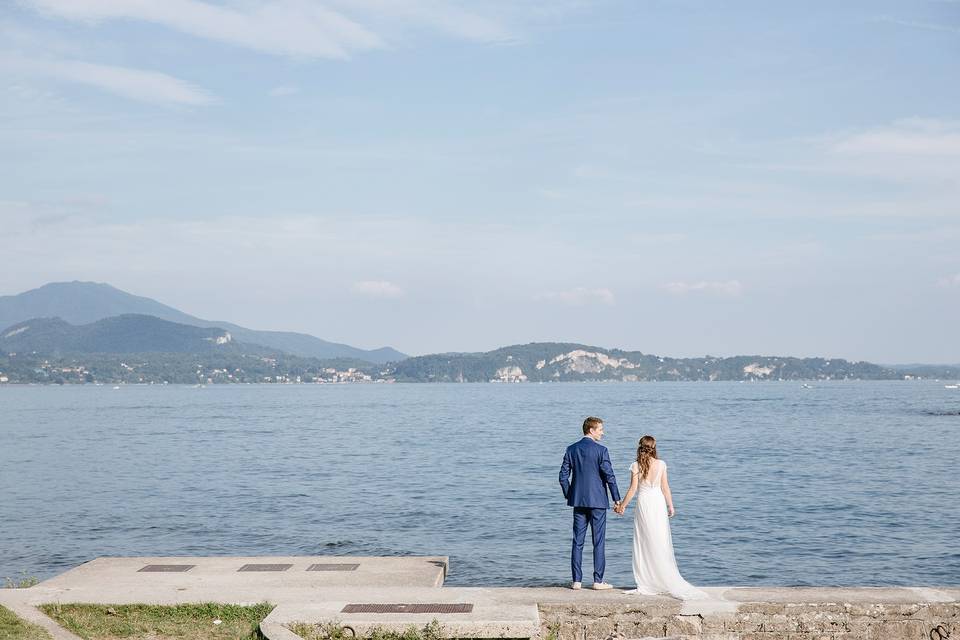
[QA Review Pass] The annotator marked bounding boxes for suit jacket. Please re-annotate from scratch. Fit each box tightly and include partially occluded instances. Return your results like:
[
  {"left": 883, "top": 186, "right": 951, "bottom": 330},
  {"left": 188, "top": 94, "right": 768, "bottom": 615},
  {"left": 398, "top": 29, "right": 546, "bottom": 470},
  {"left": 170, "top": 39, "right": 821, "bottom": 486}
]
[{"left": 559, "top": 436, "right": 621, "bottom": 508}]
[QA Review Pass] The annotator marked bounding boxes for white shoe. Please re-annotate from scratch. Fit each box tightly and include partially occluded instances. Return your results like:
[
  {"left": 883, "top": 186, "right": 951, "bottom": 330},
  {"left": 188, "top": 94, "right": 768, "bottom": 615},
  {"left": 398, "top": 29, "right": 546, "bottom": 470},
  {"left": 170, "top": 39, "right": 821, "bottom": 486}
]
[
  {"left": 570, "top": 582, "right": 582, "bottom": 590},
  {"left": 592, "top": 582, "right": 613, "bottom": 590}
]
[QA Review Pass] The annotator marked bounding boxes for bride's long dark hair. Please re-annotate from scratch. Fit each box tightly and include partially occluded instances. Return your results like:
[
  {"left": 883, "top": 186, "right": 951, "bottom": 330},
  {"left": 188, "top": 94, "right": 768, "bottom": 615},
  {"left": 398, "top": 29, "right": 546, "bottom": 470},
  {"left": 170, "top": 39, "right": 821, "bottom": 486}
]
[{"left": 636, "top": 435, "right": 658, "bottom": 480}]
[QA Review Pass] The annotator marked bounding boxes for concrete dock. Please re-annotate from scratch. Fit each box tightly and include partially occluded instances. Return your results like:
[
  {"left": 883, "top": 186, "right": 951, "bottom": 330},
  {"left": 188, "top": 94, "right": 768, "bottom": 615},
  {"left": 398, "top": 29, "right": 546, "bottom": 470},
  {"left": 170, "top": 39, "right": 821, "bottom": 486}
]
[{"left": 0, "top": 556, "right": 957, "bottom": 639}]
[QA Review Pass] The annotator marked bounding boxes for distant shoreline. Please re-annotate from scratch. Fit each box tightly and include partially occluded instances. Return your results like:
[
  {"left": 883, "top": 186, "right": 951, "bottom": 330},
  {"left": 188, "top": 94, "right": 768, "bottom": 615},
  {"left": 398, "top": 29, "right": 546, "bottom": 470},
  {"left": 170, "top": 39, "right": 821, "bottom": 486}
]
[
  {"left": 2, "top": 378, "right": 958, "bottom": 386},
  {"left": 3, "top": 342, "right": 959, "bottom": 384}
]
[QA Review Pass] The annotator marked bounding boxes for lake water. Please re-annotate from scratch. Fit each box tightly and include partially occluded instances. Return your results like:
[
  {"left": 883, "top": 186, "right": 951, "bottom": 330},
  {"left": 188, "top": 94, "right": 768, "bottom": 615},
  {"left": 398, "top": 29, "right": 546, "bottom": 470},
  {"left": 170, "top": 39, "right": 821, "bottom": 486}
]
[{"left": 1, "top": 381, "right": 958, "bottom": 587}]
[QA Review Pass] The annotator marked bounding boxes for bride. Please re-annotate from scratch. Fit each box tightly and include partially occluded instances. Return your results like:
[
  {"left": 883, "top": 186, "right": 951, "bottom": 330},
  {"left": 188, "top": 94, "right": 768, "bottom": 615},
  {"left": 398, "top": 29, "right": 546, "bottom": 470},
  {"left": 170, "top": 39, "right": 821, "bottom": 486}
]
[{"left": 614, "top": 435, "right": 706, "bottom": 599}]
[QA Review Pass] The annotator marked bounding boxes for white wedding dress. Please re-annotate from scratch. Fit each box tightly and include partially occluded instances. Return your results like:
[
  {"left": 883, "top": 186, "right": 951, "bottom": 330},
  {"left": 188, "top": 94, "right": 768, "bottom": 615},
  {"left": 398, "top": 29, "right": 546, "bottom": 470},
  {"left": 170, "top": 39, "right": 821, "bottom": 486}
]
[{"left": 626, "top": 459, "right": 707, "bottom": 600}]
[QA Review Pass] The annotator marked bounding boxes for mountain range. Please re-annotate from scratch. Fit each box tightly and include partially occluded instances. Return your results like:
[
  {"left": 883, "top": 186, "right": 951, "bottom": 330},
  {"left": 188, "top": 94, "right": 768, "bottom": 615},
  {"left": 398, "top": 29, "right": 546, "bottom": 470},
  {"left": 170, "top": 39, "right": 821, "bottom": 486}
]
[
  {"left": 2, "top": 281, "right": 958, "bottom": 384},
  {"left": 0, "top": 315, "right": 270, "bottom": 355},
  {"left": 0, "top": 281, "right": 405, "bottom": 363},
  {"left": 391, "top": 343, "right": 909, "bottom": 382}
]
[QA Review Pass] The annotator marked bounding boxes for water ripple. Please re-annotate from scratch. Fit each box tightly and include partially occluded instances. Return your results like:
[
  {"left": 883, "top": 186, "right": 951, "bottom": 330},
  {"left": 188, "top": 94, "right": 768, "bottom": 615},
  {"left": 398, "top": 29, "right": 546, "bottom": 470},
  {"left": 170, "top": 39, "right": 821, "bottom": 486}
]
[{"left": 1, "top": 381, "right": 958, "bottom": 586}]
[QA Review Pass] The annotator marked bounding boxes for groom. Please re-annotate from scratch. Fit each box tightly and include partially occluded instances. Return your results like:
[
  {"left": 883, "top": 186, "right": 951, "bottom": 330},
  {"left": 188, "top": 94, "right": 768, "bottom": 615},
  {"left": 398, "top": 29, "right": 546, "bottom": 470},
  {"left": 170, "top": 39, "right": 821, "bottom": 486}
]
[{"left": 559, "top": 416, "right": 621, "bottom": 590}]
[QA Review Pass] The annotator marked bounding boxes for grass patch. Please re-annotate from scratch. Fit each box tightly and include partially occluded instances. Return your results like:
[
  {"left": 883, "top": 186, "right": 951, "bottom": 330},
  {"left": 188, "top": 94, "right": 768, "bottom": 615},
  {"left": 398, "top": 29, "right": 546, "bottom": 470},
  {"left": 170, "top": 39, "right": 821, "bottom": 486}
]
[
  {"left": 288, "top": 620, "right": 444, "bottom": 640},
  {"left": 0, "top": 604, "right": 53, "bottom": 640},
  {"left": 38, "top": 602, "right": 274, "bottom": 640}
]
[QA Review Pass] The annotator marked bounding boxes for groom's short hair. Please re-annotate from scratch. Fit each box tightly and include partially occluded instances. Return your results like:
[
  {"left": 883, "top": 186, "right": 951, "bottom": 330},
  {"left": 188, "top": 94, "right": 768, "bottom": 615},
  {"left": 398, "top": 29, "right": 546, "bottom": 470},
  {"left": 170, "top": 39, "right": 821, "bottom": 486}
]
[{"left": 582, "top": 416, "right": 603, "bottom": 435}]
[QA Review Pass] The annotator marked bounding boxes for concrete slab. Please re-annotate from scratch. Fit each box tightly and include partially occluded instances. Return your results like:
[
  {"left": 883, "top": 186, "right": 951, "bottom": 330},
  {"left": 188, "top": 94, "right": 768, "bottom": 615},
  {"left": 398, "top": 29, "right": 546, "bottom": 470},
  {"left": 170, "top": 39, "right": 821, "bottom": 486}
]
[
  {"left": 720, "top": 586, "right": 948, "bottom": 603},
  {"left": 467, "top": 586, "right": 740, "bottom": 618},
  {"left": 3, "top": 557, "right": 957, "bottom": 640},
  {"left": 492, "top": 586, "right": 720, "bottom": 606},
  {"left": 17, "top": 556, "right": 446, "bottom": 606},
  {"left": 260, "top": 586, "right": 741, "bottom": 639},
  {"left": 907, "top": 587, "right": 959, "bottom": 603},
  {"left": 263, "top": 587, "right": 541, "bottom": 639}
]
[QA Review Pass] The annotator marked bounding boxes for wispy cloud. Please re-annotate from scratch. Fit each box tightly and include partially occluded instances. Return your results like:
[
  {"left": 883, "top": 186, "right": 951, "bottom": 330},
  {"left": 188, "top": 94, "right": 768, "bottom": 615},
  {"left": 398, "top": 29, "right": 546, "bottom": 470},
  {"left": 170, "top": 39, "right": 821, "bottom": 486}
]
[
  {"left": 23, "top": 0, "right": 383, "bottom": 59},
  {"left": 0, "top": 53, "right": 214, "bottom": 105},
  {"left": 535, "top": 287, "right": 615, "bottom": 306},
  {"left": 330, "top": 0, "right": 513, "bottom": 42},
  {"left": 20, "top": 0, "right": 523, "bottom": 59},
  {"left": 865, "top": 227, "right": 960, "bottom": 243},
  {"left": 352, "top": 280, "right": 405, "bottom": 299},
  {"left": 832, "top": 118, "right": 960, "bottom": 156},
  {"left": 938, "top": 273, "right": 960, "bottom": 287},
  {"left": 662, "top": 280, "right": 743, "bottom": 296},
  {"left": 873, "top": 15, "right": 960, "bottom": 35},
  {"left": 534, "top": 187, "right": 569, "bottom": 201},
  {"left": 738, "top": 118, "right": 960, "bottom": 205},
  {"left": 0, "top": 196, "right": 111, "bottom": 238},
  {"left": 629, "top": 232, "right": 687, "bottom": 246},
  {"left": 268, "top": 85, "right": 300, "bottom": 97}
]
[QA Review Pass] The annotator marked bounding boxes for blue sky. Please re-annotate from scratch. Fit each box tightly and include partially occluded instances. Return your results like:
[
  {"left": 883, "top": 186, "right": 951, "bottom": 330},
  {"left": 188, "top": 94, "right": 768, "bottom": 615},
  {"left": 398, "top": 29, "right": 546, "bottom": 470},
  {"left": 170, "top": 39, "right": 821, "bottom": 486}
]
[{"left": 2, "top": 1, "right": 959, "bottom": 362}]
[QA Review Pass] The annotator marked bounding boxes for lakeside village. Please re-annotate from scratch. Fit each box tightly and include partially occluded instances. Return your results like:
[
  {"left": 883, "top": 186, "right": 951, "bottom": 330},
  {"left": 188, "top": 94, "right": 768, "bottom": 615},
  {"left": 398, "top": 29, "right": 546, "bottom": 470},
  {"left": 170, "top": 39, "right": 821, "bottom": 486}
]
[
  {"left": 0, "top": 353, "right": 388, "bottom": 385},
  {"left": 3, "top": 346, "right": 959, "bottom": 385}
]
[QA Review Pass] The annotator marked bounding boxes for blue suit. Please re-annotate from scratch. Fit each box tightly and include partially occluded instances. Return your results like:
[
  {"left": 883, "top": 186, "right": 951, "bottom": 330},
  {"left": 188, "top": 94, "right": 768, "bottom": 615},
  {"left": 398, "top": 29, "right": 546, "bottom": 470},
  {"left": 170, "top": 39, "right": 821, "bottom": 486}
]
[{"left": 559, "top": 436, "right": 621, "bottom": 583}]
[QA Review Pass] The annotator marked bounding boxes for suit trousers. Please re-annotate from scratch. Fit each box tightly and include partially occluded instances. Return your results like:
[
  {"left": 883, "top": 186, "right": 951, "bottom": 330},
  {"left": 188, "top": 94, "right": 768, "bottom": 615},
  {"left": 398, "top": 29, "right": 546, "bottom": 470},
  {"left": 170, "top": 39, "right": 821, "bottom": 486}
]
[{"left": 571, "top": 506, "right": 606, "bottom": 583}]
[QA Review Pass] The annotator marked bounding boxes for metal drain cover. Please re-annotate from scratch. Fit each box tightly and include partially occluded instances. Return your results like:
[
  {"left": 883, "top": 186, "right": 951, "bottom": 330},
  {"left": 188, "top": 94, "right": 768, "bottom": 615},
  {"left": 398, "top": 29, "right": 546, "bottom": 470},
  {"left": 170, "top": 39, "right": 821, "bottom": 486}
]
[
  {"left": 307, "top": 563, "right": 359, "bottom": 571},
  {"left": 341, "top": 604, "right": 473, "bottom": 614},
  {"left": 238, "top": 563, "right": 292, "bottom": 572},
  {"left": 138, "top": 564, "right": 195, "bottom": 573}
]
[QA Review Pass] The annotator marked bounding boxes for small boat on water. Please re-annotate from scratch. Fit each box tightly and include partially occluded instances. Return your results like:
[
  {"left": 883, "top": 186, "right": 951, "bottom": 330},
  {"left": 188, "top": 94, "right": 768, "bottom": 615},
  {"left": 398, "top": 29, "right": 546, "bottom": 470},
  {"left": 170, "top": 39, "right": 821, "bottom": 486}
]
[{"left": 945, "top": 384, "right": 959, "bottom": 389}]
